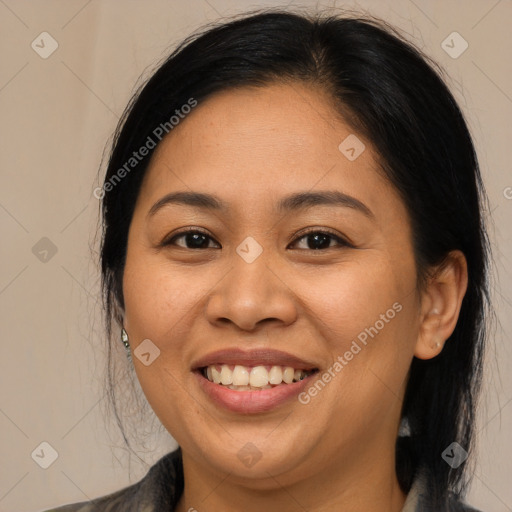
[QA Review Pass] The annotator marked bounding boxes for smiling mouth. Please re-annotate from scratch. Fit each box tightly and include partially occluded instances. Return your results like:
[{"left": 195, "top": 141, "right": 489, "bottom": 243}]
[{"left": 199, "top": 364, "right": 319, "bottom": 391}]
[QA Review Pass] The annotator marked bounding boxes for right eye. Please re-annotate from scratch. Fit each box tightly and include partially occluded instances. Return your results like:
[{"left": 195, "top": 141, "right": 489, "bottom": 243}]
[{"left": 161, "top": 228, "right": 221, "bottom": 250}]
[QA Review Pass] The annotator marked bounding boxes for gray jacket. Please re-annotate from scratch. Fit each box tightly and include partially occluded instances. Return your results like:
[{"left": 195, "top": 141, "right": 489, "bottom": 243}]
[{"left": 43, "top": 448, "right": 482, "bottom": 512}]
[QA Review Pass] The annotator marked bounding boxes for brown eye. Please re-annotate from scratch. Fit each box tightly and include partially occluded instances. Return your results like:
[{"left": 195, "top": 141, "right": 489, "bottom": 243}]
[
  {"left": 290, "top": 230, "right": 352, "bottom": 250},
  {"left": 161, "top": 228, "right": 352, "bottom": 251},
  {"left": 162, "top": 229, "right": 220, "bottom": 249}
]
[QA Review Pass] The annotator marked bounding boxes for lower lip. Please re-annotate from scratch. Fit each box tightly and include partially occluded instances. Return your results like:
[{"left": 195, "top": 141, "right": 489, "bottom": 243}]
[{"left": 194, "top": 371, "right": 317, "bottom": 414}]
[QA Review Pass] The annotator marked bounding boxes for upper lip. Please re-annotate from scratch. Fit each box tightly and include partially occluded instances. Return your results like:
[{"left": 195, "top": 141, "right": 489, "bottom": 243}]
[{"left": 191, "top": 348, "right": 319, "bottom": 371}]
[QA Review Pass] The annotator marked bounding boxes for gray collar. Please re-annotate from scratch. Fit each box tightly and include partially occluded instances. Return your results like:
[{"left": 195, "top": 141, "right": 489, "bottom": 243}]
[{"left": 401, "top": 474, "right": 424, "bottom": 512}]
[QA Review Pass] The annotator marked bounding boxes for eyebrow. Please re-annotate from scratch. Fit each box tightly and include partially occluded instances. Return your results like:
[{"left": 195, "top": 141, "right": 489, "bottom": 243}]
[{"left": 147, "top": 190, "right": 374, "bottom": 219}]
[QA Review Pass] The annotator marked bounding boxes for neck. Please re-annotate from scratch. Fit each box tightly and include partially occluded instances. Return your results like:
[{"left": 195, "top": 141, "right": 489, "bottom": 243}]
[{"left": 175, "top": 447, "right": 406, "bottom": 512}]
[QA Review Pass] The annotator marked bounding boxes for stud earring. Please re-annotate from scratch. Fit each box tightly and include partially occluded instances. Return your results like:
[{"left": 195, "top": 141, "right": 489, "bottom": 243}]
[{"left": 121, "top": 328, "right": 131, "bottom": 357}]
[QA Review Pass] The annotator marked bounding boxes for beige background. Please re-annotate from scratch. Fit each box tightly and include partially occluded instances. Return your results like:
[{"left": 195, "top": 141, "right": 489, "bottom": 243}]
[{"left": 0, "top": 1, "right": 511, "bottom": 511}]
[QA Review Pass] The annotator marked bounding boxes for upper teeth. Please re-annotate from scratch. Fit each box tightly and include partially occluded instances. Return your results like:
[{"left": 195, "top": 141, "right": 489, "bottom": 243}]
[{"left": 204, "top": 364, "right": 313, "bottom": 388}]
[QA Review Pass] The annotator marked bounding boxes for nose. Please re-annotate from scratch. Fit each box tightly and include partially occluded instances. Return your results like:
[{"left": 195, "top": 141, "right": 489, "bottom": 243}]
[{"left": 205, "top": 248, "right": 298, "bottom": 332}]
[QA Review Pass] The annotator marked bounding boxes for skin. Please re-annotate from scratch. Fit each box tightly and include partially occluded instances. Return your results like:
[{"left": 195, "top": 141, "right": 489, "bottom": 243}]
[{"left": 122, "top": 82, "right": 468, "bottom": 512}]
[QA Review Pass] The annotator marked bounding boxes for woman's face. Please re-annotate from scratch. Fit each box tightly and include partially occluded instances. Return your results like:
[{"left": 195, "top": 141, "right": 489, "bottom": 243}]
[{"left": 123, "top": 82, "right": 422, "bottom": 486}]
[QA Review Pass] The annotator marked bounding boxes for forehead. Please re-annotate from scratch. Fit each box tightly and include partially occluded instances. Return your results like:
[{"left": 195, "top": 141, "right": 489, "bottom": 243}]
[{"left": 138, "top": 82, "right": 395, "bottom": 215}]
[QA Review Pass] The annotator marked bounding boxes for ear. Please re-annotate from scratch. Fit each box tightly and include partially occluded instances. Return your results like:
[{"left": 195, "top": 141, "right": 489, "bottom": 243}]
[{"left": 415, "top": 250, "right": 468, "bottom": 360}]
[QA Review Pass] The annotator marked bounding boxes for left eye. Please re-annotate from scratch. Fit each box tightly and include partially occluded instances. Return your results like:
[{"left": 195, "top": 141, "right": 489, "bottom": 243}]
[{"left": 290, "top": 231, "right": 351, "bottom": 250}]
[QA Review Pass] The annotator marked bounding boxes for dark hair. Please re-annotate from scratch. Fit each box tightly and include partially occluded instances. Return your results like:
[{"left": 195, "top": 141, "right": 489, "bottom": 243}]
[{"left": 98, "top": 9, "right": 490, "bottom": 509}]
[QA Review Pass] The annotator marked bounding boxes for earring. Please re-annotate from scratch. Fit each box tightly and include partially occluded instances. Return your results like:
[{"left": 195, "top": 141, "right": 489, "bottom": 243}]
[{"left": 121, "top": 328, "right": 131, "bottom": 356}]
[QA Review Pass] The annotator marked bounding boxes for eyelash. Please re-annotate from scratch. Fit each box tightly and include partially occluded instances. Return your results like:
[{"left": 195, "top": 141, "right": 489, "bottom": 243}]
[{"left": 161, "top": 227, "right": 353, "bottom": 251}]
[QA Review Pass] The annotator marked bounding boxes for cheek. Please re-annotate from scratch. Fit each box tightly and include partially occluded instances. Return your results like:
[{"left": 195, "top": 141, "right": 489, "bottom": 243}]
[
  {"left": 123, "top": 247, "right": 200, "bottom": 340},
  {"left": 121, "top": 247, "right": 203, "bottom": 433},
  {"left": 296, "top": 252, "right": 419, "bottom": 413},
  {"left": 121, "top": 246, "right": 197, "bottom": 401},
  {"left": 297, "top": 253, "right": 415, "bottom": 349}
]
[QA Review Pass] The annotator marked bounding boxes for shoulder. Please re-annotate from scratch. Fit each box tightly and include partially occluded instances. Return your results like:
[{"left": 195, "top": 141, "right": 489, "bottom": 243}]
[
  {"left": 40, "top": 483, "right": 140, "bottom": 511},
  {"left": 40, "top": 448, "right": 183, "bottom": 512},
  {"left": 415, "top": 493, "right": 483, "bottom": 512},
  {"left": 405, "top": 471, "right": 484, "bottom": 512},
  {"left": 446, "top": 496, "right": 483, "bottom": 512}
]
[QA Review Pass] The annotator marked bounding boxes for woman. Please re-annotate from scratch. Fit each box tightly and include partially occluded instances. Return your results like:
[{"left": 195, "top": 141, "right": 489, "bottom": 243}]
[{"left": 47, "top": 9, "right": 490, "bottom": 512}]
